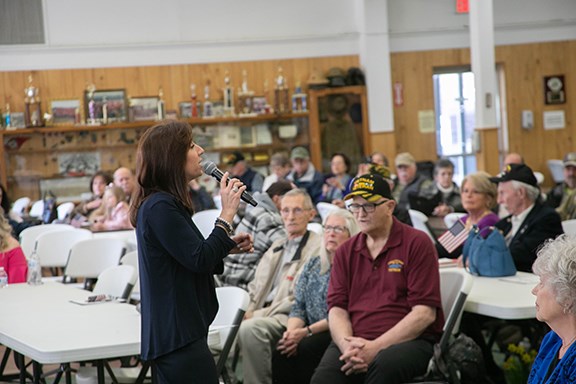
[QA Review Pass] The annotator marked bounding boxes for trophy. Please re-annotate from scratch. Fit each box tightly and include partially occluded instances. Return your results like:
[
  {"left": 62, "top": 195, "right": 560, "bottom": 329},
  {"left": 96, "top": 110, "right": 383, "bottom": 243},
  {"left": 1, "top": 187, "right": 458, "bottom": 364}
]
[
  {"left": 238, "top": 70, "right": 255, "bottom": 116},
  {"left": 86, "top": 83, "right": 98, "bottom": 125},
  {"left": 157, "top": 87, "right": 166, "bottom": 120},
  {"left": 4, "top": 103, "right": 11, "bottom": 129},
  {"left": 203, "top": 82, "right": 214, "bottom": 118},
  {"left": 274, "top": 67, "right": 290, "bottom": 114},
  {"left": 190, "top": 84, "right": 199, "bottom": 118},
  {"left": 291, "top": 80, "right": 308, "bottom": 113},
  {"left": 101, "top": 97, "right": 108, "bottom": 125},
  {"left": 24, "top": 75, "right": 44, "bottom": 127},
  {"left": 222, "top": 70, "right": 235, "bottom": 117}
]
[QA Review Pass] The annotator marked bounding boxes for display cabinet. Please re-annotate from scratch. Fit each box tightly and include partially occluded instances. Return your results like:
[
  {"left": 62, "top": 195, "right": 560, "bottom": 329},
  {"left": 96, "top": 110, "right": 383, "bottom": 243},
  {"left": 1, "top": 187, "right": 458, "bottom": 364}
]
[
  {"left": 0, "top": 113, "right": 309, "bottom": 200},
  {"left": 308, "top": 86, "right": 371, "bottom": 173}
]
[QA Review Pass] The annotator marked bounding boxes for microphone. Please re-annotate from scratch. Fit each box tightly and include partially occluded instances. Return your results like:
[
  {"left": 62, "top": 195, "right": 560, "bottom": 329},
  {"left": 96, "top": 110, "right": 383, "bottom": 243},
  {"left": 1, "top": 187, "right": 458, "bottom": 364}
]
[{"left": 201, "top": 160, "right": 258, "bottom": 207}]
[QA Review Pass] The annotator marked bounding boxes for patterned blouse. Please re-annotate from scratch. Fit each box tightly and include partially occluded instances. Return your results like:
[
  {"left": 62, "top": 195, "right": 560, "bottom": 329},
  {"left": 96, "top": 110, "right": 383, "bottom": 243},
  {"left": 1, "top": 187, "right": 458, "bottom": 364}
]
[{"left": 289, "top": 255, "right": 330, "bottom": 325}]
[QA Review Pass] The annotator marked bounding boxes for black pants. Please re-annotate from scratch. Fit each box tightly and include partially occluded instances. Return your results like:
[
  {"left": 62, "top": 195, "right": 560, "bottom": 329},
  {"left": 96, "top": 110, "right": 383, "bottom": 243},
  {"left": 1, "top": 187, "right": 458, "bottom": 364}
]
[
  {"left": 310, "top": 339, "right": 433, "bottom": 384},
  {"left": 151, "top": 337, "right": 217, "bottom": 384},
  {"left": 272, "top": 330, "right": 332, "bottom": 384}
]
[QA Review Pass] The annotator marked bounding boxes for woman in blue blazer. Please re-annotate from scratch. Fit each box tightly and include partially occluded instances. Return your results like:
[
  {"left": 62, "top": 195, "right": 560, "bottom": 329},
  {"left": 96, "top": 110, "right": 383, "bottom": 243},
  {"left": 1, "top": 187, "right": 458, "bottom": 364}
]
[{"left": 130, "top": 120, "right": 253, "bottom": 383}]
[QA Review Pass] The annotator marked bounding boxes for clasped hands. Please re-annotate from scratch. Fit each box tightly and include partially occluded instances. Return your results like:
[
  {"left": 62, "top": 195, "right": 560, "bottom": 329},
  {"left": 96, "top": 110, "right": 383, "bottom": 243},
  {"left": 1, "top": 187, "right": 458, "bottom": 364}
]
[
  {"left": 339, "top": 336, "right": 379, "bottom": 376},
  {"left": 276, "top": 328, "right": 308, "bottom": 358}
]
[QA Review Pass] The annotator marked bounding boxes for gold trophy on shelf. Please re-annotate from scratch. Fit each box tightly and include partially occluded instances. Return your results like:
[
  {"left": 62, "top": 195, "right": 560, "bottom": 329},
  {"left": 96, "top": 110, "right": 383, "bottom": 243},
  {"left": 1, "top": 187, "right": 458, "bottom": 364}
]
[
  {"left": 238, "top": 70, "right": 255, "bottom": 116},
  {"left": 222, "top": 70, "right": 235, "bottom": 117},
  {"left": 24, "top": 75, "right": 44, "bottom": 127},
  {"left": 157, "top": 87, "right": 166, "bottom": 120},
  {"left": 291, "top": 80, "right": 308, "bottom": 113},
  {"left": 274, "top": 67, "right": 290, "bottom": 114},
  {"left": 190, "top": 84, "right": 200, "bottom": 118}
]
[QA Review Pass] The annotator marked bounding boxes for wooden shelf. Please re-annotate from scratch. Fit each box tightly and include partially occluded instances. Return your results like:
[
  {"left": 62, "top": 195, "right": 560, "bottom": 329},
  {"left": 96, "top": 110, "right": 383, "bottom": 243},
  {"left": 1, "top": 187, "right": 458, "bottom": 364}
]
[{"left": 0, "top": 112, "right": 309, "bottom": 136}]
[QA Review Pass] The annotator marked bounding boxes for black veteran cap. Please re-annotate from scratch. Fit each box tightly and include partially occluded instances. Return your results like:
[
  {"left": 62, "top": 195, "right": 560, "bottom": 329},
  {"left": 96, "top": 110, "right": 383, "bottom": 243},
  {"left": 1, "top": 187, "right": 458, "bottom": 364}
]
[
  {"left": 490, "top": 163, "right": 538, "bottom": 187},
  {"left": 344, "top": 173, "right": 393, "bottom": 202}
]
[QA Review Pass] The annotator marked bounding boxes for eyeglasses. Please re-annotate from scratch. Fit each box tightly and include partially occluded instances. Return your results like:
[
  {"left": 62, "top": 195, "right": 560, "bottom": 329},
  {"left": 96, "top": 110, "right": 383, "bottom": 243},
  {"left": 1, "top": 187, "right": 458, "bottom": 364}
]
[
  {"left": 347, "top": 200, "right": 388, "bottom": 213},
  {"left": 280, "top": 208, "right": 309, "bottom": 216},
  {"left": 324, "top": 225, "right": 348, "bottom": 234}
]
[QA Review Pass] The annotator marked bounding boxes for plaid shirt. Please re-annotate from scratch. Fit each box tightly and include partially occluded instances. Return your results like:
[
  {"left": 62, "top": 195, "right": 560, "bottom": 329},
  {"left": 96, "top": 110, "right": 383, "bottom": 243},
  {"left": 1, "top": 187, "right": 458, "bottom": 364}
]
[{"left": 220, "top": 193, "right": 285, "bottom": 290}]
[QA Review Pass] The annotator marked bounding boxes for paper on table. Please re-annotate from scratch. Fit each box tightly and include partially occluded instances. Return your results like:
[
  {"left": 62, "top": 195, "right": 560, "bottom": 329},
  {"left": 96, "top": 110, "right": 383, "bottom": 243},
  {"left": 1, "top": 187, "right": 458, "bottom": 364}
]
[
  {"left": 70, "top": 294, "right": 126, "bottom": 305},
  {"left": 438, "top": 258, "right": 459, "bottom": 268}
]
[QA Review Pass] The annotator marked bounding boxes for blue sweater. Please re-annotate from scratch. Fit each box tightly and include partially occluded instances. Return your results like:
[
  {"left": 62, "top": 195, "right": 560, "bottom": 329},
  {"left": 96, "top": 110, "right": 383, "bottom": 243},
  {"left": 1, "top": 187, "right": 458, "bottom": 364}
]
[
  {"left": 136, "top": 191, "right": 236, "bottom": 360},
  {"left": 528, "top": 331, "right": 576, "bottom": 383}
]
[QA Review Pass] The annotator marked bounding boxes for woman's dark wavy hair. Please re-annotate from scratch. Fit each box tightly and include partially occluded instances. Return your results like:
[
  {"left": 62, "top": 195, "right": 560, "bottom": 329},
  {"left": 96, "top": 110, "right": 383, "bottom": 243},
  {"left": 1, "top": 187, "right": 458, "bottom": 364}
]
[
  {"left": 129, "top": 120, "right": 194, "bottom": 226},
  {"left": 0, "top": 184, "right": 10, "bottom": 214}
]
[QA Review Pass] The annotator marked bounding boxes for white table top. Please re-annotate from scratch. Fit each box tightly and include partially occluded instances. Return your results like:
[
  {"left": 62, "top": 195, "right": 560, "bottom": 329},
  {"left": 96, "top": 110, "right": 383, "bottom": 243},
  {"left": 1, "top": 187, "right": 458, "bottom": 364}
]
[
  {"left": 0, "top": 282, "right": 141, "bottom": 364},
  {"left": 464, "top": 271, "right": 538, "bottom": 320}
]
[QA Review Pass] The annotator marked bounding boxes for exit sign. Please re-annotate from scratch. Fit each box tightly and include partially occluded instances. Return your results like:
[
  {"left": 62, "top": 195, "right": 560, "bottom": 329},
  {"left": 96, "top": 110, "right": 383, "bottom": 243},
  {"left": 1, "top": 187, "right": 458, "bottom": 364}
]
[{"left": 456, "top": 0, "right": 469, "bottom": 14}]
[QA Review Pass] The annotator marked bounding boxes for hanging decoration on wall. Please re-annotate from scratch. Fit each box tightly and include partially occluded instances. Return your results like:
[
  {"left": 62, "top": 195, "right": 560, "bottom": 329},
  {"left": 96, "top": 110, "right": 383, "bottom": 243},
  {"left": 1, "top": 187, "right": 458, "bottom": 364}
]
[
  {"left": 544, "top": 75, "right": 566, "bottom": 105},
  {"left": 393, "top": 82, "right": 404, "bottom": 107}
]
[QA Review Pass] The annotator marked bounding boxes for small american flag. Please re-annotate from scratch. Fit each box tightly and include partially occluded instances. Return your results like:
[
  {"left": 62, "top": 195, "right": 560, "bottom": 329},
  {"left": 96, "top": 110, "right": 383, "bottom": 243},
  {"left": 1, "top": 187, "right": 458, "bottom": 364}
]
[{"left": 437, "top": 219, "right": 469, "bottom": 253}]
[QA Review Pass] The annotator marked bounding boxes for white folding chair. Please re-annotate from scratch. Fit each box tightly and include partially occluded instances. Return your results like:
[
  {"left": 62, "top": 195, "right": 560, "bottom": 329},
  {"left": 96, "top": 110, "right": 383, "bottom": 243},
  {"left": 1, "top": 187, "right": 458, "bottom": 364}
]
[
  {"left": 408, "top": 209, "right": 436, "bottom": 243},
  {"left": 92, "top": 265, "right": 137, "bottom": 301},
  {"left": 443, "top": 212, "right": 467, "bottom": 229},
  {"left": 316, "top": 202, "right": 341, "bottom": 222},
  {"left": 29, "top": 200, "right": 44, "bottom": 218},
  {"left": 57, "top": 202, "right": 75, "bottom": 221},
  {"left": 121, "top": 250, "right": 140, "bottom": 302},
  {"left": 35, "top": 228, "right": 93, "bottom": 271},
  {"left": 64, "top": 238, "right": 126, "bottom": 283},
  {"left": 547, "top": 159, "right": 564, "bottom": 184},
  {"left": 19, "top": 224, "right": 75, "bottom": 259},
  {"left": 192, "top": 209, "right": 220, "bottom": 239},
  {"left": 211, "top": 286, "right": 250, "bottom": 384},
  {"left": 307, "top": 222, "right": 323, "bottom": 235},
  {"left": 533, "top": 171, "right": 544, "bottom": 186},
  {"left": 11, "top": 197, "right": 31, "bottom": 216},
  {"left": 439, "top": 268, "right": 474, "bottom": 336},
  {"left": 562, "top": 219, "right": 576, "bottom": 236}
]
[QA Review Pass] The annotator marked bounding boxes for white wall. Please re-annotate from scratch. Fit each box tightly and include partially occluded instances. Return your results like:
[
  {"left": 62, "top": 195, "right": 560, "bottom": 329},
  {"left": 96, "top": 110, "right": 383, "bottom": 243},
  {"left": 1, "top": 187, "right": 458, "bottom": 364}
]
[{"left": 0, "top": 0, "right": 574, "bottom": 71}]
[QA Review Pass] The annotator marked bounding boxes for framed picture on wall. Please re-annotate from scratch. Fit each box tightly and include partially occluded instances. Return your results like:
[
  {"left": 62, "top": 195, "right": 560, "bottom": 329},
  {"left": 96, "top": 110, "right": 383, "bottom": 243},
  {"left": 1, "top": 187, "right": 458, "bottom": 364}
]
[
  {"left": 50, "top": 99, "right": 81, "bottom": 125},
  {"left": 129, "top": 96, "right": 160, "bottom": 122},
  {"left": 84, "top": 89, "right": 127, "bottom": 123}
]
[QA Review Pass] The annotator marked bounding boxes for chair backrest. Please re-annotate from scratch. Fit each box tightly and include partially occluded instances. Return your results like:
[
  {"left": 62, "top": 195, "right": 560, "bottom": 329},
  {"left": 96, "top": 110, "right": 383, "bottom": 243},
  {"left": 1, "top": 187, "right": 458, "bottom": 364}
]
[
  {"left": 316, "top": 202, "right": 341, "bottom": 222},
  {"left": 192, "top": 209, "right": 220, "bottom": 239},
  {"left": 120, "top": 250, "right": 140, "bottom": 297},
  {"left": 92, "top": 264, "right": 137, "bottom": 300},
  {"left": 64, "top": 238, "right": 126, "bottom": 279},
  {"left": 562, "top": 219, "right": 576, "bottom": 236},
  {"left": 408, "top": 209, "right": 436, "bottom": 243},
  {"left": 307, "top": 222, "right": 323, "bottom": 235},
  {"left": 212, "top": 286, "right": 250, "bottom": 375},
  {"left": 35, "top": 228, "right": 93, "bottom": 268},
  {"left": 57, "top": 202, "right": 76, "bottom": 221},
  {"left": 29, "top": 200, "right": 44, "bottom": 218},
  {"left": 11, "top": 197, "right": 31, "bottom": 216},
  {"left": 443, "top": 212, "right": 467, "bottom": 229},
  {"left": 439, "top": 268, "right": 474, "bottom": 346},
  {"left": 19, "top": 224, "right": 75, "bottom": 259},
  {"left": 547, "top": 159, "right": 564, "bottom": 184}
]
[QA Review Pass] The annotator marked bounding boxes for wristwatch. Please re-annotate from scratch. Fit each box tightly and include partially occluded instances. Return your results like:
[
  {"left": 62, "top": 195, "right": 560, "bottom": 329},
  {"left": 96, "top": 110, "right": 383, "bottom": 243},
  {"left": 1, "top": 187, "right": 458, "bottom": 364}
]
[{"left": 306, "top": 326, "right": 313, "bottom": 337}]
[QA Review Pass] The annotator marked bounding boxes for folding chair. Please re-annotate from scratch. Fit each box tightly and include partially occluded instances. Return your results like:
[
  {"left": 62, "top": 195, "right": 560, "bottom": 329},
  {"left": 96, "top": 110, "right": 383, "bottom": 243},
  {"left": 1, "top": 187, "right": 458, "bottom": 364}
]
[
  {"left": 316, "top": 202, "right": 341, "bottom": 222},
  {"left": 92, "top": 265, "right": 137, "bottom": 301},
  {"left": 19, "top": 223, "right": 74, "bottom": 259},
  {"left": 11, "top": 197, "right": 31, "bottom": 217},
  {"left": 409, "top": 209, "right": 436, "bottom": 243},
  {"left": 120, "top": 251, "right": 140, "bottom": 302},
  {"left": 212, "top": 286, "right": 250, "bottom": 384},
  {"left": 192, "top": 209, "right": 220, "bottom": 239},
  {"left": 35, "top": 228, "right": 93, "bottom": 277}
]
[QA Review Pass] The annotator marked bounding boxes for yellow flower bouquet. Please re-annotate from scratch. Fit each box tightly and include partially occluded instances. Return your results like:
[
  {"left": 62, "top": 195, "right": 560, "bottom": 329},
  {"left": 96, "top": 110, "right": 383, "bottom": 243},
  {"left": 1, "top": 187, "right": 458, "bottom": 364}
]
[{"left": 503, "top": 340, "right": 537, "bottom": 384}]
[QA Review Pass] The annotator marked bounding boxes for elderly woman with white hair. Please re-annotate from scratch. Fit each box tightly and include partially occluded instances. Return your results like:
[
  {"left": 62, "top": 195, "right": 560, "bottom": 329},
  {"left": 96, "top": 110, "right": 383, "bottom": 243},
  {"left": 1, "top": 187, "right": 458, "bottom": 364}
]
[
  {"left": 272, "top": 209, "right": 359, "bottom": 384},
  {"left": 528, "top": 235, "right": 576, "bottom": 383}
]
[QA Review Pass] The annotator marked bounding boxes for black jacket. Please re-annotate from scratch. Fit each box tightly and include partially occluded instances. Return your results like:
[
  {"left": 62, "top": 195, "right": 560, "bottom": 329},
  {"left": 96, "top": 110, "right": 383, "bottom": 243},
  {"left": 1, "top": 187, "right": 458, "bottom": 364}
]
[{"left": 495, "top": 201, "right": 563, "bottom": 272}]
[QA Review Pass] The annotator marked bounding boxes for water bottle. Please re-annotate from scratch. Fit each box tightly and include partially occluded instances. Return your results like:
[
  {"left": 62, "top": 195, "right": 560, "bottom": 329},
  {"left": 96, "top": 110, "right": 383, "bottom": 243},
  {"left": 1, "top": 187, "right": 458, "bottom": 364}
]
[
  {"left": 27, "top": 249, "right": 43, "bottom": 285},
  {"left": 0, "top": 267, "right": 7, "bottom": 288}
]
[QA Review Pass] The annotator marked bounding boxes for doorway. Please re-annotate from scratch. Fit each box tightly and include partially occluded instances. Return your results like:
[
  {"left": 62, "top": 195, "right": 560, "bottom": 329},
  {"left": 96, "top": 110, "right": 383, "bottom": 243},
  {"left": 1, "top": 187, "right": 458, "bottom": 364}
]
[{"left": 433, "top": 68, "right": 476, "bottom": 186}]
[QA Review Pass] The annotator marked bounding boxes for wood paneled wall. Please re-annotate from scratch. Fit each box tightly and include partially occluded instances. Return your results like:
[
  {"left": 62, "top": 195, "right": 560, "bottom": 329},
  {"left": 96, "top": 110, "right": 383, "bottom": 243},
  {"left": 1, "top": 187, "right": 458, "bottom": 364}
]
[
  {"left": 390, "top": 40, "right": 575, "bottom": 186},
  {"left": 0, "top": 56, "right": 359, "bottom": 118}
]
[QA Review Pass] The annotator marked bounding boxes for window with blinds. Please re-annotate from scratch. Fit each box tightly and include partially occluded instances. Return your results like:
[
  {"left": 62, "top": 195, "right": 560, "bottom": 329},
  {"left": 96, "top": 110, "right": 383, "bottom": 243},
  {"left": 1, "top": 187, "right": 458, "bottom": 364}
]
[{"left": 0, "top": 0, "right": 45, "bottom": 45}]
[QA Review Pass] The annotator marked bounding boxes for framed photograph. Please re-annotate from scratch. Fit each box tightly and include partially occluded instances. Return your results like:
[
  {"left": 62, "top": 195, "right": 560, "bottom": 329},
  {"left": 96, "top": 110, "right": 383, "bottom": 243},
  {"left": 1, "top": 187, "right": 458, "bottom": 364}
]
[
  {"left": 252, "top": 96, "right": 267, "bottom": 114},
  {"left": 84, "top": 89, "right": 127, "bottom": 123},
  {"left": 179, "top": 102, "right": 192, "bottom": 118},
  {"left": 10, "top": 112, "right": 26, "bottom": 129},
  {"left": 129, "top": 96, "right": 160, "bottom": 122},
  {"left": 50, "top": 99, "right": 80, "bottom": 125}
]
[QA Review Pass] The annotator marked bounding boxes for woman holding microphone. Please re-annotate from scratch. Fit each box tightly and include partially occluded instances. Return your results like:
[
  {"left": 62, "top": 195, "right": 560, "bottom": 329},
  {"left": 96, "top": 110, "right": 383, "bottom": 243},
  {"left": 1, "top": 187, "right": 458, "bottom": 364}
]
[{"left": 129, "top": 120, "right": 253, "bottom": 383}]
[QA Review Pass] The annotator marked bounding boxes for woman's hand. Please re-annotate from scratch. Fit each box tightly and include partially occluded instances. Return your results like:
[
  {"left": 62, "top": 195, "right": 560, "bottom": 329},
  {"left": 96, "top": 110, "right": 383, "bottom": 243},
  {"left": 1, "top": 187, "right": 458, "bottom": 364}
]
[
  {"left": 219, "top": 172, "right": 245, "bottom": 223},
  {"left": 229, "top": 233, "right": 254, "bottom": 254},
  {"left": 276, "top": 328, "right": 308, "bottom": 357}
]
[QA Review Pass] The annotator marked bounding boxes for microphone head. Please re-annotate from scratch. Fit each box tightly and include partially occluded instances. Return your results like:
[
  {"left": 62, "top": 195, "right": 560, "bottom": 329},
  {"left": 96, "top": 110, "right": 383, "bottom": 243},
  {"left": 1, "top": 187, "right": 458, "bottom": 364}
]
[{"left": 201, "top": 160, "right": 217, "bottom": 175}]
